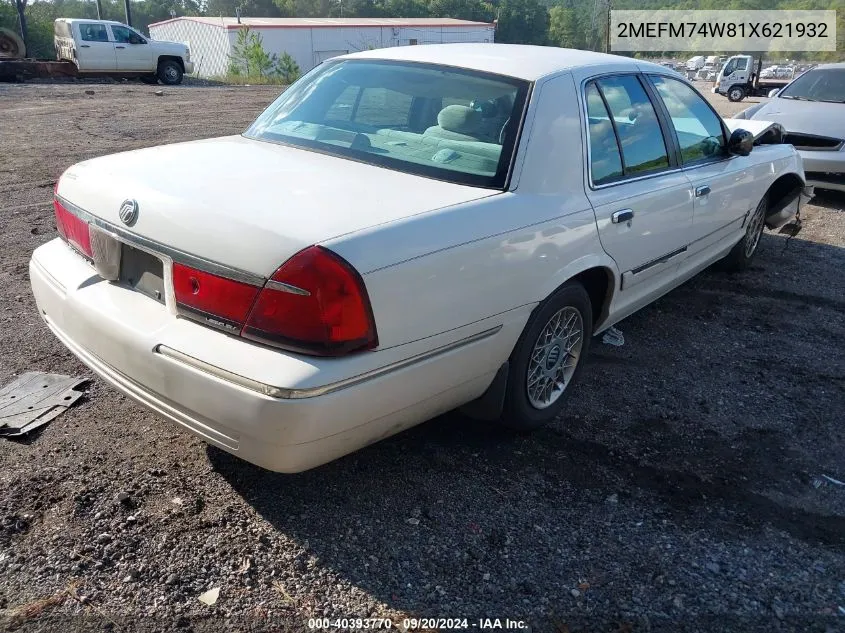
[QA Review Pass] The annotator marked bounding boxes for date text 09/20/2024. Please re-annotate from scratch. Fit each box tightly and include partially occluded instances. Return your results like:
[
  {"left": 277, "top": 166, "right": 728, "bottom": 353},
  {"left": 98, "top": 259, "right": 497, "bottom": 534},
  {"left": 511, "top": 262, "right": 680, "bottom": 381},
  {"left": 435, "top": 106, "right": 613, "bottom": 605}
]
[{"left": 307, "top": 618, "right": 528, "bottom": 630}]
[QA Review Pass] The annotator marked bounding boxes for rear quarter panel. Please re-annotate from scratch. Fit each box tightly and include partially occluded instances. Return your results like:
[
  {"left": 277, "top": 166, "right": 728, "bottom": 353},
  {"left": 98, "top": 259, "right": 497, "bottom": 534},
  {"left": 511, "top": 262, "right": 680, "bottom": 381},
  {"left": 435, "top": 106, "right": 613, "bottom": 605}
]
[{"left": 325, "top": 71, "right": 617, "bottom": 354}]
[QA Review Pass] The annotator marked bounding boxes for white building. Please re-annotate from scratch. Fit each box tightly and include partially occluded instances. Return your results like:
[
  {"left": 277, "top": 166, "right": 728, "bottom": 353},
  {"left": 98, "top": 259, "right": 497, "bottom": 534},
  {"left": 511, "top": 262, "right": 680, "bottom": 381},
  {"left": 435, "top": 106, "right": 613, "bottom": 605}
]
[{"left": 148, "top": 17, "right": 496, "bottom": 79}]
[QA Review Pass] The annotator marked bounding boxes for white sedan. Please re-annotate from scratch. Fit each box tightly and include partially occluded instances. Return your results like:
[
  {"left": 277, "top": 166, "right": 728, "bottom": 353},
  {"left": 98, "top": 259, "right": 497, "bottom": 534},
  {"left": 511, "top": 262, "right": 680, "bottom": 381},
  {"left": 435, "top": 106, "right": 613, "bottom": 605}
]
[{"left": 30, "top": 44, "right": 811, "bottom": 472}]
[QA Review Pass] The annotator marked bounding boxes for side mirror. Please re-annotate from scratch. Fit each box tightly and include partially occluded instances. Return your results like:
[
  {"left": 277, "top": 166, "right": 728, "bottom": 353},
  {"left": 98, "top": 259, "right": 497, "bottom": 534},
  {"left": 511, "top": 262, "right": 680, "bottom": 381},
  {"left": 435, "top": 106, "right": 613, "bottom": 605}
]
[
  {"left": 768, "top": 88, "right": 780, "bottom": 98},
  {"left": 728, "top": 129, "right": 754, "bottom": 156}
]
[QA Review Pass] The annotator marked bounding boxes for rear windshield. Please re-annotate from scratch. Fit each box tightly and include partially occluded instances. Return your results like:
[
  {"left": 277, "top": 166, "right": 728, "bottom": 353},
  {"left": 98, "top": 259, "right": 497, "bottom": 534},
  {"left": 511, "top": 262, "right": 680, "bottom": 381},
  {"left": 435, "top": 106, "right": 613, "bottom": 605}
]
[
  {"left": 779, "top": 68, "right": 845, "bottom": 103},
  {"left": 54, "top": 21, "right": 72, "bottom": 38},
  {"left": 245, "top": 60, "right": 530, "bottom": 189}
]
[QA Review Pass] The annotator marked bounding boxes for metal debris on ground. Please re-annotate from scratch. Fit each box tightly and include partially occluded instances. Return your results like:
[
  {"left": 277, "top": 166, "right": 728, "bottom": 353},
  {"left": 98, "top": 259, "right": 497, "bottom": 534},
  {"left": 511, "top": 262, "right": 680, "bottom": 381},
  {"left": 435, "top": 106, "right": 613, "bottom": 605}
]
[
  {"left": 0, "top": 372, "right": 87, "bottom": 437},
  {"left": 602, "top": 326, "right": 625, "bottom": 347}
]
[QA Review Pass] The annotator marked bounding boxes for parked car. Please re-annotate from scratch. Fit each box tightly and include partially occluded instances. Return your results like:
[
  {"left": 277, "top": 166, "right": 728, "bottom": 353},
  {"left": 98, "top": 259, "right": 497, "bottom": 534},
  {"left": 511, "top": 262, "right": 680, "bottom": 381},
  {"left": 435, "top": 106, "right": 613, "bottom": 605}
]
[
  {"left": 734, "top": 63, "right": 845, "bottom": 192},
  {"left": 30, "top": 45, "right": 811, "bottom": 472},
  {"left": 54, "top": 18, "right": 192, "bottom": 84}
]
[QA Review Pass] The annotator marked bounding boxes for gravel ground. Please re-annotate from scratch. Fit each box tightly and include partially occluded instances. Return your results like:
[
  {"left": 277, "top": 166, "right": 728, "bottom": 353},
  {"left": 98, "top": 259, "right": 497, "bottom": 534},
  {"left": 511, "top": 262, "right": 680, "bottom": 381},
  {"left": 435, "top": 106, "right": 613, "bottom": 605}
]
[{"left": 0, "top": 80, "right": 844, "bottom": 633}]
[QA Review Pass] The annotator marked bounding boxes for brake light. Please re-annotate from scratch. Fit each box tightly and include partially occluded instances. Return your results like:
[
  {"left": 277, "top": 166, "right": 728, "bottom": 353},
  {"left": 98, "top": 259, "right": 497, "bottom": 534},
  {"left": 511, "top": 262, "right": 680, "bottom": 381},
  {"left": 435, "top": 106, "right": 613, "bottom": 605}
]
[
  {"left": 172, "top": 263, "right": 260, "bottom": 331},
  {"left": 53, "top": 195, "right": 93, "bottom": 259},
  {"left": 242, "top": 246, "right": 377, "bottom": 356}
]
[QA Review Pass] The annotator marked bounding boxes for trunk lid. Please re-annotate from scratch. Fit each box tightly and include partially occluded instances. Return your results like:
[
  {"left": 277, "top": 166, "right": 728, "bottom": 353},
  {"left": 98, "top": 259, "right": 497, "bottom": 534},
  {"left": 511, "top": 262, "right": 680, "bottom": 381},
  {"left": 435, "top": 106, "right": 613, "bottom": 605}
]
[{"left": 58, "top": 135, "right": 498, "bottom": 277}]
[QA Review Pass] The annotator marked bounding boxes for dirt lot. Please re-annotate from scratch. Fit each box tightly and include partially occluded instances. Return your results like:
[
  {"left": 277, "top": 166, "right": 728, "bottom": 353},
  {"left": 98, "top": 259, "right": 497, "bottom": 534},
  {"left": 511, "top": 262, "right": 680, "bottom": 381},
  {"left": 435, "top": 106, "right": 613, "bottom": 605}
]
[{"left": 0, "top": 81, "right": 843, "bottom": 633}]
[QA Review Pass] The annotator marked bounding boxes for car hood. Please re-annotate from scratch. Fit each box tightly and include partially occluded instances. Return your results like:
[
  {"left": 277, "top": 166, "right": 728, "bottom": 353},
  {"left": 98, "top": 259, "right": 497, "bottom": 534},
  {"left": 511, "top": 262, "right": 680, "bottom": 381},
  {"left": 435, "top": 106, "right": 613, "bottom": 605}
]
[
  {"left": 748, "top": 98, "right": 845, "bottom": 138},
  {"left": 57, "top": 135, "right": 497, "bottom": 277}
]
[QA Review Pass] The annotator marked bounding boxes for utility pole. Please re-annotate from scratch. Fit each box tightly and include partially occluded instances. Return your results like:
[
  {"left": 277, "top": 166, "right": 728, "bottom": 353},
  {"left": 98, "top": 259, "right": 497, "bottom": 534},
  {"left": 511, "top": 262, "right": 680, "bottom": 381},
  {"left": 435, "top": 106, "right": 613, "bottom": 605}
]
[
  {"left": 94, "top": 0, "right": 103, "bottom": 19},
  {"left": 124, "top": 0, "right": 132, "bottom": 27}
]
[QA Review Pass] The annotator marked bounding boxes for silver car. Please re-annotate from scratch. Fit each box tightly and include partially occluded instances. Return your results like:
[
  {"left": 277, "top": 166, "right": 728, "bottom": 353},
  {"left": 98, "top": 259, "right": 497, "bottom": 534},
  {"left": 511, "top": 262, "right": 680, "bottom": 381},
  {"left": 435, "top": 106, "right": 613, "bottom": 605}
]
[{"left": 734, "top": 63, "right": 845, "bottom": 193}]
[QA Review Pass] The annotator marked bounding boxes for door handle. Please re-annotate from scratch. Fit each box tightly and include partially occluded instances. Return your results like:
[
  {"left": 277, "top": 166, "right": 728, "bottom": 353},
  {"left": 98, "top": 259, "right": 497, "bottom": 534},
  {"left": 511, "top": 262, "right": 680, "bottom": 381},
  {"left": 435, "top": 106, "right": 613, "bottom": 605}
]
[
  {"left": 80, "top": 44, "right": 90, "bottom": 48},
  {"left": 695, "top": 185, "right": 711, "bottom": 197},
  {"left": 611, "top": 209, "right": 634, "bottom": 224},
  {"left": 115, "top": 45, "right": 126, "bottom": 49}
]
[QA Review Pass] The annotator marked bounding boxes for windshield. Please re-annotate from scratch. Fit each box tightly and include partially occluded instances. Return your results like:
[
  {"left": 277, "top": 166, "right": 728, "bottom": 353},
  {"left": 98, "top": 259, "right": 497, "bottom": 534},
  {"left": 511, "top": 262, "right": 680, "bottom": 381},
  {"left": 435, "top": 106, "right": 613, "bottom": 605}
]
[
  {"left": 779, "top": 68, "right": 845, "bottom": 103},
  {"left": 245, "top": 60, "right": 530, "bottom": 189}
]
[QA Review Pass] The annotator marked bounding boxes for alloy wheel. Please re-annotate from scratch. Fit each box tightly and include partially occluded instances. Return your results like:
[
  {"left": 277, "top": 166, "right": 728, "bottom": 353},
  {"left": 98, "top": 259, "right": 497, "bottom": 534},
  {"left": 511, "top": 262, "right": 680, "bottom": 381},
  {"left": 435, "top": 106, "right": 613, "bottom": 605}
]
[{"left": 526, "top": 306, "right": 584, "bottom": 410}]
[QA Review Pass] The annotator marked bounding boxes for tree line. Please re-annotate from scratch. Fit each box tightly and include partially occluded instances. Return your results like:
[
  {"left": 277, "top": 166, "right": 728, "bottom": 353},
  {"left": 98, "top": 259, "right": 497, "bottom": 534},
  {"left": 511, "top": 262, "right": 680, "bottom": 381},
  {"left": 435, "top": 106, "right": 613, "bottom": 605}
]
[{"left": 2, "top": 0, "right": 842, "bottom": 63}]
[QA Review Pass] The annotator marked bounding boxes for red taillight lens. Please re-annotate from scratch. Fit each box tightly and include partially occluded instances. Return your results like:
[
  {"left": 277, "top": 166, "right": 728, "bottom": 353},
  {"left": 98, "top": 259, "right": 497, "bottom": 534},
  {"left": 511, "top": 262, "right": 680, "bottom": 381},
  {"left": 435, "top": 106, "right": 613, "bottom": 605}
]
[
  {"left": 53, "top": 197, "right": 93, "bottom": 258},
  {"left": 172, "top": 263, "right": 260, "bottom": 331},
  {"left": 243, "top": 246, "right": 377, "bottom": 356}
]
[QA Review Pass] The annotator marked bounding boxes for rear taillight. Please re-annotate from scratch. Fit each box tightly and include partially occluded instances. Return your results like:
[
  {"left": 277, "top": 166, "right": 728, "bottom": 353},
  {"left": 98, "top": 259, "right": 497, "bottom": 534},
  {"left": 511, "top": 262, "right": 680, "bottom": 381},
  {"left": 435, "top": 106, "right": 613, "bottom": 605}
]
[
  {"left": 53, "top": 195, "right": 93, "bottom": 259},
  {"left": 242, "top": 246, "right": 378, "bottom": 356},
  {"left": 172, "top": 263, "right": 260, "bottom": 332}
]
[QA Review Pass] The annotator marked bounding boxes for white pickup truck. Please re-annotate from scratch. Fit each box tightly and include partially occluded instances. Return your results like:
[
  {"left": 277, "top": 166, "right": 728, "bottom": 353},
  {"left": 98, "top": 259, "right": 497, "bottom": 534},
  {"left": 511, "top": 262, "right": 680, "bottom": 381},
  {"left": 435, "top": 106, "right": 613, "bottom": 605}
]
[{"left": 54, "top": 18, "right": 193, "bottom": 85}]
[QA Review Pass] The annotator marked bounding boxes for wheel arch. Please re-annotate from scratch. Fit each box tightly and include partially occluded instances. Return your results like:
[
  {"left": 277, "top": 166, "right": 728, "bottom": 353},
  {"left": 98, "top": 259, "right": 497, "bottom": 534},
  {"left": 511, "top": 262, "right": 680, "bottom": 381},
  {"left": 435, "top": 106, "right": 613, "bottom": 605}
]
[
  {"left": 763, "top": 171, "right": 805, "bottom": 228},
  {"left": 536, "top": 255, "right": 619, "bottom": 336},
  {"left": 157, "top": 55, "right": 184, "bottom": 72}
]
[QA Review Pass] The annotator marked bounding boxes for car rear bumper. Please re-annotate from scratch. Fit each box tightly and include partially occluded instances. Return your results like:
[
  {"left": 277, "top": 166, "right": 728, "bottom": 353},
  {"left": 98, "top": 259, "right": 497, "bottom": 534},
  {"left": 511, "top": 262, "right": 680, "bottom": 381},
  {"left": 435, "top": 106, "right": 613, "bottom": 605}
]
[
  {"left": 799, "top": 150, "right": 845, "bottom": 192},
  {"left": 30, "top": 238, "right": 514, "bottom": 472}
]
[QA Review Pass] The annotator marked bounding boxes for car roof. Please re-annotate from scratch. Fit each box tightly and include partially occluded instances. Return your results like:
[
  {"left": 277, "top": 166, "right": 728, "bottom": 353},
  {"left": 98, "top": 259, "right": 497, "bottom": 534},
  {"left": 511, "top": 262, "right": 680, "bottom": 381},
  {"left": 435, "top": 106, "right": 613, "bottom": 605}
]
[
  {"left": 341, "top": 44, "right": 663, "bottom": 81},
  {"left": 57, "top": 18, "right": 125, "bottom": 25},
  {"left": 811, "top": 62, "right": 845, "bottom": 70}
]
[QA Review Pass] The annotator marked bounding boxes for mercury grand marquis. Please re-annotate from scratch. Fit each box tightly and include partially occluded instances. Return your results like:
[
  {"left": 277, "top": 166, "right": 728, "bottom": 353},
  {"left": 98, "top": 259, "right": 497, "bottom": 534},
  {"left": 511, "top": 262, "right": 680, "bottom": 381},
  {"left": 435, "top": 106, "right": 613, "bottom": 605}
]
[{"left": 30, "top": 45, "right": 811, "bottom": 472}]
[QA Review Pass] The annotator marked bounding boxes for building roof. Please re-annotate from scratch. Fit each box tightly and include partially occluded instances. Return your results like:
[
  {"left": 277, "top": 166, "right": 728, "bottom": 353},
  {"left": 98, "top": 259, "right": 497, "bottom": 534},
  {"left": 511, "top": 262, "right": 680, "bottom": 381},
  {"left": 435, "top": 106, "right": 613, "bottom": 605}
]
[
  {"left": 148, "top": 16, "right": 494, "bottom": 29},
  {"left": 341, "top": 43, "right": 661, "bottom": 81}
]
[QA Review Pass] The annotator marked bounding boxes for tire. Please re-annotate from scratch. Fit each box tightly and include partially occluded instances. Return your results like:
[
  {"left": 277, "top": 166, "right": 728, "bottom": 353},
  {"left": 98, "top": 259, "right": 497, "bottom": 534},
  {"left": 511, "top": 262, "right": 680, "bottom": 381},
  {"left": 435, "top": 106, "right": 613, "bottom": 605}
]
[
  {"left": 157, "top": 60, "right": 183, "bottom": 85},
  {"left": 139, "top": 74, "right": 158, "bottom": 85},
  {"left": 498, "top": 281, "right": 593, "bottom": 430},
  {"left": 727, "top": 85, "right": 746, "bottom": 102},
  {"left": 722, "top": 194, "right": 767, "bottom": 271}
]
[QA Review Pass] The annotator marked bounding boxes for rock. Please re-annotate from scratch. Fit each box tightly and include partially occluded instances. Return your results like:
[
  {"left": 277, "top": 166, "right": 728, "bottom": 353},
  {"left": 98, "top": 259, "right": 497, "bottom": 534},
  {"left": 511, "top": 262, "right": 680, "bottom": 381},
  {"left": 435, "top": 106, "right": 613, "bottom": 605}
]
[
  {"left": 673, "top": 595, "right": 684, "bottom": 609},
  {"left": 117, "top": 492, "right": 131, "bottom": 504},
  {"left": 482, "top": 573, "right": 490, "bottom": 581},
  {"left": 406, "top": 518, "right": 420, "bottom": 526},
  {"left": 154, "top": 90, "right": 164, "bottom": 97},
  {"left": 165, "top": 574, "right": 179, "bottom": 586},
  {"left": 96, "top": 533, "right": 113, "bottom": 544},
  {"left": 570, "top": 588, "right": 581, "bottom": 598},
  {"left": 606, "top": 493, "right": 619, "bottom": 504},
  {"left": 85, "top": 90, "right": 95, "bottom": 95},
  {"left": 706, "top": 562, "right": 721, "bottom": 574},
  {"left": 198, "top": 587, "right": 220, "bottom": 606}
]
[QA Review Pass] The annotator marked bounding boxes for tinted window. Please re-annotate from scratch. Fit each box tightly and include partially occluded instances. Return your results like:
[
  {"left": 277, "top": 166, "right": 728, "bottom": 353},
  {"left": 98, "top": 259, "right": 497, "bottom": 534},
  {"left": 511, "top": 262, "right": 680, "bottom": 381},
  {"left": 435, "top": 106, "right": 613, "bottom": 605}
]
[
  {"left": 649, "top": 75, "right": 726, "bottom": 164},
  {"left": 354, "top": 88, "right": 413, "bottom": 127},
  {"left": 80, "top": 23, "right": 109, "bottom": 42},
  {"left": 595, "top": 75, "right": 669, "bottom": 176},
  {"left": 246, "top": 60, "right": 530, "bottom": 189},
  {"left": 779, "top": 68, "right": 845, "bottom": 103},
  {"left": 585, "top": 82, "right": 623, "bottom": 185},
  {"left": 112, "top": 25, "right": 143, "bottom": 44}
]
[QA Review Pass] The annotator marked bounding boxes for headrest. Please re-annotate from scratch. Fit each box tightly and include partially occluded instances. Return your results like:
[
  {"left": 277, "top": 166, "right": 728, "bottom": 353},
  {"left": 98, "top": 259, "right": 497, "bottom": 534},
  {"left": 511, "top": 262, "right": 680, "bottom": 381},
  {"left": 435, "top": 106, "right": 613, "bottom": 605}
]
[{"left": 437, "top": 105, "right": 481, "bottom": 135}]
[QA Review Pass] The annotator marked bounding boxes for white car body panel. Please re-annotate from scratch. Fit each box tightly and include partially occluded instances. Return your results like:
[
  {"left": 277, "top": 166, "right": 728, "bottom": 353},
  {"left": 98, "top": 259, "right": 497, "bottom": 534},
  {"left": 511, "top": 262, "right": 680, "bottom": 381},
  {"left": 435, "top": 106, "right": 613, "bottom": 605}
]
[{"left": 31, "top": 45, "right": 808, "bottom": 472}]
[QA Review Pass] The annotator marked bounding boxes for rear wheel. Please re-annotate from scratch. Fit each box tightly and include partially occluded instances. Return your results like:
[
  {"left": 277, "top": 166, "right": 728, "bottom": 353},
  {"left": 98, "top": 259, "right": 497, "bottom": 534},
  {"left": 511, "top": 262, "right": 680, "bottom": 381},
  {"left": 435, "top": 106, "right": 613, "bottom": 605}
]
[
  {"left": 157, "top": 60, "right": 183, "bottom": 85},
  {"left": 728, "top": 85, "right": 746, "bottom": 102},
  {"left": 722, "top": 194, "right": 767, "bottom": 271},
  {"left": 498, "top": 281, "right": 592, "bottom": 430}
]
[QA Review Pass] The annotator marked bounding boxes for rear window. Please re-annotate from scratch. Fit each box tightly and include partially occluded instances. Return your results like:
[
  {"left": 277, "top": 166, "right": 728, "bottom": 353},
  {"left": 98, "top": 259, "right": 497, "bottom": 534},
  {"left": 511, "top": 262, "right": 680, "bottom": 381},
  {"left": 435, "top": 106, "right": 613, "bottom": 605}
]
[
  {"left": 245, "top": 60, "right": 530, "bottom": 189},
  {"left": 80, "top": 23, "right": 109, "bottom": 42},
  {"left": 54, "top": 21, "right": 72, "bottom": 38}
]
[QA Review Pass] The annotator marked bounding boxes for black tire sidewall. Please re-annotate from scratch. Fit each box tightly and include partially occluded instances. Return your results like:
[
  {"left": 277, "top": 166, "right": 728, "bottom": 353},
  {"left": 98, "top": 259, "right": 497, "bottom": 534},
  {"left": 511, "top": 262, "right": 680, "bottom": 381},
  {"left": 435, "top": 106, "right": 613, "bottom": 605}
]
[
  {"left": 158, "top": 61, "right": 182, "bottom": 85},
  {"left": 502, "top": 282, "right": 593, "bottom": 429},
  {"left": 728, "top": 86, "right": 745, "bottom": 102}
]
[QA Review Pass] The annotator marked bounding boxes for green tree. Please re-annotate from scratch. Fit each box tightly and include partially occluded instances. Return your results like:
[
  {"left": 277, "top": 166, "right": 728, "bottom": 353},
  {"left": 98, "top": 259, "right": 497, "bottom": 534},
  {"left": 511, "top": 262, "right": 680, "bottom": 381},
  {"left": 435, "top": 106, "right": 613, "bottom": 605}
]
[
  {"left": 495, "top": 0, "right": 549, "bottom": 45},
  {"left": 229, "top": 25, "right": 276, "bottom": 76},
  {"left": 275, "top": 50, "right": 300, "bottom": 82},
  {"left": 548, "top": 2, "right": 580, "bottom": 48}
]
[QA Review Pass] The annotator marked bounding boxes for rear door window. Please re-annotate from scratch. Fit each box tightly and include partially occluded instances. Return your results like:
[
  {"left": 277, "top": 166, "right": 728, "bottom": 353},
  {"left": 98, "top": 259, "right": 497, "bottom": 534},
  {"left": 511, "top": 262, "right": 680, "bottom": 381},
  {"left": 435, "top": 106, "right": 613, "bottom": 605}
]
[
  {"left": 585, "top": 82, "right": 623, "bottom": 185},
  {"left": 80, "top": 23, "right": 109, "bottom": 42}
]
